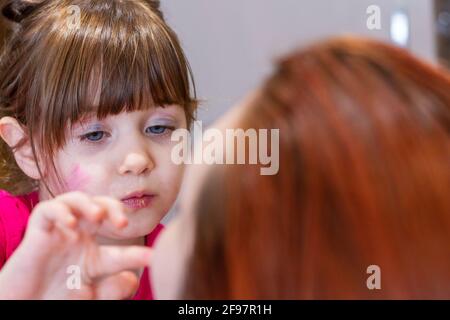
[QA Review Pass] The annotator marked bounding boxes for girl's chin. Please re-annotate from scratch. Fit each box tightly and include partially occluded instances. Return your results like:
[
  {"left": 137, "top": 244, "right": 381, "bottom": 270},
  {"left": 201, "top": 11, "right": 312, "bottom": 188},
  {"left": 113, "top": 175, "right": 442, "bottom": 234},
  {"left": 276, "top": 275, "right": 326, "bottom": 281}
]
[{"left": 97, "top": 221, "right": 158, "bottom": 241}]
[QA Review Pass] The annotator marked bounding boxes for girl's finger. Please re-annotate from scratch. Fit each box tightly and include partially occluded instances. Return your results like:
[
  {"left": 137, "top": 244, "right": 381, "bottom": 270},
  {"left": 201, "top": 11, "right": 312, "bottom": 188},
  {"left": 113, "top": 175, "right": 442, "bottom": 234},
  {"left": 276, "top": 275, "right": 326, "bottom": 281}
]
[
  {"left": 31, "top": 201, "right": 78, "bottom": 232},
  {"left": 95, "top": 271, "right": 140, "bottom": 300},
  {"left": 56, "top": 192, "right": 106, "bottom": 224},
  {"left": 91, "top": 196, "right": 128, "bottom": 229},
  {"left": 53, "top": 221, "right": 80, "bottom": 242},
  {"left": 84, "top": 246, "right": 152, "bottom": 281}
]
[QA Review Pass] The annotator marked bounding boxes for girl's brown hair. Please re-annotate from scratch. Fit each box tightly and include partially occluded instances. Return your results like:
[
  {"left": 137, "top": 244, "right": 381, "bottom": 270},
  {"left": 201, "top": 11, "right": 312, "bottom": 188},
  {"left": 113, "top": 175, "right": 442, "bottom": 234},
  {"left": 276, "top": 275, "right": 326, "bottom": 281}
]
[
  {"left": 0, "top": 0, "right": 197, "bottom": 195},
  {"left": 183, "top": 37, "right": 450, "bottom": 299}
]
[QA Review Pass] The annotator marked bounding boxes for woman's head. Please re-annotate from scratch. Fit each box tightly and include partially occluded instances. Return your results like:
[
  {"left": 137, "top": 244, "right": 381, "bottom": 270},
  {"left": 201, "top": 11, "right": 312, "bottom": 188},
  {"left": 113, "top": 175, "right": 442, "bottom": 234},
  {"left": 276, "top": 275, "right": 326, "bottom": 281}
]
[
  {"left": 0, "top": 0, "right": 197, "bottom": 239},
  {"left": 151, "top": 37, "right": 450, "bottom": 299}
]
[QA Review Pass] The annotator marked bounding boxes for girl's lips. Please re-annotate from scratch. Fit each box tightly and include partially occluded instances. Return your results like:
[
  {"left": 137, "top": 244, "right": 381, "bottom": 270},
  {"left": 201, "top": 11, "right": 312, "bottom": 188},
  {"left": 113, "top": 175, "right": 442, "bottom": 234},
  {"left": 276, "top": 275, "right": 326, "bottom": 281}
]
[{"left": 121, "top": 195, "right": 155, "bottom": 210}]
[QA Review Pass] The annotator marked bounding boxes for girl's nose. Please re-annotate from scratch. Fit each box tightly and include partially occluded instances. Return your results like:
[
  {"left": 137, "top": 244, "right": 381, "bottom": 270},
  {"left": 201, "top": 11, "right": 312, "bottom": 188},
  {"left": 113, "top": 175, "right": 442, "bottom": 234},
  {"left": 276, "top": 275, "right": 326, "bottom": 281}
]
[{"left": 118, "top": 152, "right": 154, "bottom": 176}]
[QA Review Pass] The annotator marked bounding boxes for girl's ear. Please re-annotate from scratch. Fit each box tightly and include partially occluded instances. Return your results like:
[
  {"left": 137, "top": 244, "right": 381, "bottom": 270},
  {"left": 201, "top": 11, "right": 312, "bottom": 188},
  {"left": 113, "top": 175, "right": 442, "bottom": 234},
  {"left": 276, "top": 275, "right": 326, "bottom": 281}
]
[{"left": 0, "top": 116, "right": 43, "bottom": 180}]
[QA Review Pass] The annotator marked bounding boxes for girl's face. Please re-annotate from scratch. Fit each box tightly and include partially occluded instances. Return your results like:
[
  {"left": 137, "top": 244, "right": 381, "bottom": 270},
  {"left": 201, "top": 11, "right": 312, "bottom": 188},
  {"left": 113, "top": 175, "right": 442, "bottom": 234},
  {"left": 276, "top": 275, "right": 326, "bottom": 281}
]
[{"left": 42, "top": 106, "right": 187, "bottom": 240}]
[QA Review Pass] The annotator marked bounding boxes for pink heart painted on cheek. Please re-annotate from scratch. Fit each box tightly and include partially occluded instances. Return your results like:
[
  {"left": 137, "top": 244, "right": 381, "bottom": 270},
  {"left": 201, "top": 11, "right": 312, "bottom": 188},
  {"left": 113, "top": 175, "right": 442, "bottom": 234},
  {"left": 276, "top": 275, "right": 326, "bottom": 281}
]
[{"left": 66, "top": 164, "right": 91, "bottom": 191}]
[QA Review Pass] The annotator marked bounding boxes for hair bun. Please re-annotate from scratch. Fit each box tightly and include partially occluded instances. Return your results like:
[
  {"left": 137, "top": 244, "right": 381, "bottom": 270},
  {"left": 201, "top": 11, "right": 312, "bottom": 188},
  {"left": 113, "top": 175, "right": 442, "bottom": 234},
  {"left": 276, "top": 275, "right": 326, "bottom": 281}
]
[{"left": 1, "top": 0, "right": 41, "bottom": 23}]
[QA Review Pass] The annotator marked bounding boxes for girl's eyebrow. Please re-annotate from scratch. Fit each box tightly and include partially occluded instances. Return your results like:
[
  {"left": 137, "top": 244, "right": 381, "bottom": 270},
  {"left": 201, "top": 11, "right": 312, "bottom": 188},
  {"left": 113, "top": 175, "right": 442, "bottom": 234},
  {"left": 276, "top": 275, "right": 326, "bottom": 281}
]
[{"left": 84, "top": 123, "right": 103, "bottom": 131}]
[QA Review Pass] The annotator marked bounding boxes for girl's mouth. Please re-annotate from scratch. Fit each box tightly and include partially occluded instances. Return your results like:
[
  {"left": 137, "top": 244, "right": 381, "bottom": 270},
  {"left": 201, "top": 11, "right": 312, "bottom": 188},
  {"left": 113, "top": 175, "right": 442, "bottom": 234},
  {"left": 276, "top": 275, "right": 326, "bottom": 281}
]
[{"left": 121, "top": 193, "right": 155, "bottom": 210}]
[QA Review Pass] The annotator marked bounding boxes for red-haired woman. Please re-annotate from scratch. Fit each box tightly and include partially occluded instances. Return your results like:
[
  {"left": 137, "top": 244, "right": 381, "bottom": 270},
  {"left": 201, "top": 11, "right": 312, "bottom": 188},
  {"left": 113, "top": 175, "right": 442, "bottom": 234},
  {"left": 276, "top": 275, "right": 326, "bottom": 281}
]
[{"left": 151, "top": 37, "right": 450, "bottom": 299}]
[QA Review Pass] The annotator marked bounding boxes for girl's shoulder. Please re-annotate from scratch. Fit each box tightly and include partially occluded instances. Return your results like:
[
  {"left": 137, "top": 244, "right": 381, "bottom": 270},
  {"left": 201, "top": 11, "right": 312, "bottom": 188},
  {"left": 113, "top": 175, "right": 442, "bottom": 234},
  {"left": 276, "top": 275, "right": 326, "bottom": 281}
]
[
  {"left": 0, "top": 190, "right": 39, "bottom": 265},
  {"left": 0, "top": 189, "right": 39, "bottom": 210}
]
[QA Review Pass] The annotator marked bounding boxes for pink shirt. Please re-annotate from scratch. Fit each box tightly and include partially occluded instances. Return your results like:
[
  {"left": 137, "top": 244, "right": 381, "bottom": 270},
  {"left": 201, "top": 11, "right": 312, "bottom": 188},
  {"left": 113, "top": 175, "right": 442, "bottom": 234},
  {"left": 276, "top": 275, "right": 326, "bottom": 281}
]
[{"left": 0, "top": 189, "right": 163, "bottom": 300}]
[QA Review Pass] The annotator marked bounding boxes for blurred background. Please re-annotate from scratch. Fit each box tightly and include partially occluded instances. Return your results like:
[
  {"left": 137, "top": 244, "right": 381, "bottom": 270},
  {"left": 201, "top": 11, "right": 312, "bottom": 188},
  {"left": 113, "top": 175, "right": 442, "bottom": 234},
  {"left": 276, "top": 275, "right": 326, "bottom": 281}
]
[{"left": 161, "top": 0, "right": 450, "bottom": 126}]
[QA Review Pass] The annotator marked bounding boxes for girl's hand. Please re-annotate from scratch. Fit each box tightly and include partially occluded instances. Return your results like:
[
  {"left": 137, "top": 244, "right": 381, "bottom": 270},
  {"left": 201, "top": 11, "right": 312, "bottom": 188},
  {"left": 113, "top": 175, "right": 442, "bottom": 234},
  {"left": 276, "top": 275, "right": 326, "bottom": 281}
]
[{"left": 0, "top": 191, "right": 151, "bottom": 300}]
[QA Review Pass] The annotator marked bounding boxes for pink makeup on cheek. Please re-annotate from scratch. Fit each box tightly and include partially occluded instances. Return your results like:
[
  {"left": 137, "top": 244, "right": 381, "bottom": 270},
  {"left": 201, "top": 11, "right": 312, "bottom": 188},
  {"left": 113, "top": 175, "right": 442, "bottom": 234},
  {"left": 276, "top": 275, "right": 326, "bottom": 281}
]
[{"left": 66, "top": 164, "right": 91, "bottom": 191}]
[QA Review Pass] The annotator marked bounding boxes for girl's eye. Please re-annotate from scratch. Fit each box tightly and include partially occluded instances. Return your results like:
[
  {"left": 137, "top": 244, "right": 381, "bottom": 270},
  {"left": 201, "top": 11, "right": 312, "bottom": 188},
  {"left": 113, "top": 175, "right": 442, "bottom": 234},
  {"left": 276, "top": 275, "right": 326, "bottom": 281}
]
[
  {"left": 146, "top": 125, "right": 172, "bottom": 135},
  {"left": 81, "top": 131, "right": 105, "bottom": 142}
]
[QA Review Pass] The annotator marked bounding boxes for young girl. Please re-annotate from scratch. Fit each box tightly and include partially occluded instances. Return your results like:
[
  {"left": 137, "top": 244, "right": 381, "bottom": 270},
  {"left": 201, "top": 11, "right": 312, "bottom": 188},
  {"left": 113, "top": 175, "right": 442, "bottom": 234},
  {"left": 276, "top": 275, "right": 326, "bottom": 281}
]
[{"left": 0, "top": 0, "right": 197, "bottom": 299}]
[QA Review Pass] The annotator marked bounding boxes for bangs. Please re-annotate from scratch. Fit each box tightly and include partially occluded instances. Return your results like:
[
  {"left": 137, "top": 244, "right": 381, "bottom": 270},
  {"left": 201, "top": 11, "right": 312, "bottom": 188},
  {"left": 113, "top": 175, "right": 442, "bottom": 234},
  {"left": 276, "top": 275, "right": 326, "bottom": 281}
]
[
  {"left": 30, "top": 0, "right": 197, "bottom": 149},
  {"left": 79, "top": 26, "right": 196, "bottom": 121}
]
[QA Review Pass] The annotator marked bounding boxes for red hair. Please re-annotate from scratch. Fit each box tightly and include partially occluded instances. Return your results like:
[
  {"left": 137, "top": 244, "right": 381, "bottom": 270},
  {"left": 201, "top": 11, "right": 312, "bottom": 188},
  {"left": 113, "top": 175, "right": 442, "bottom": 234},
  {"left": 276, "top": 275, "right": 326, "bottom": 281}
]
[{"left": 183, "top": 37, "right": 450, "bottom": 299}]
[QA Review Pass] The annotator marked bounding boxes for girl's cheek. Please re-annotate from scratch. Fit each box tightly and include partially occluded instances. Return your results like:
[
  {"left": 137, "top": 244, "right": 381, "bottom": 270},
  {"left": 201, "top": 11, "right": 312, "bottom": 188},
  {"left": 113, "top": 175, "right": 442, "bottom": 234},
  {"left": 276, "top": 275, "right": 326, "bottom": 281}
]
[{"left": 66, "top": 164, "right": 92, "bottom": 192}]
